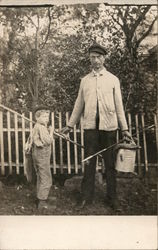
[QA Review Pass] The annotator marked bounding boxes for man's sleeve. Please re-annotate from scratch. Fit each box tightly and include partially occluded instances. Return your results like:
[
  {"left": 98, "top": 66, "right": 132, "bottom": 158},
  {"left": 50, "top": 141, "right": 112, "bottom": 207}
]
[
  {"left": 67, "top": 79, "right": 84, "bottom": 127},
  {"left": 114, "top": 78, "right": 128, "bottom": 131}
]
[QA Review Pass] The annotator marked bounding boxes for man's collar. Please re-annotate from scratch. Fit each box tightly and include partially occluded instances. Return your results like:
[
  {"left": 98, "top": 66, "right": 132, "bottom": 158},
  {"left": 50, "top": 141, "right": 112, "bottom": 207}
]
[{"left": 92, "top": 67, "right": 106, "bottom": 77}]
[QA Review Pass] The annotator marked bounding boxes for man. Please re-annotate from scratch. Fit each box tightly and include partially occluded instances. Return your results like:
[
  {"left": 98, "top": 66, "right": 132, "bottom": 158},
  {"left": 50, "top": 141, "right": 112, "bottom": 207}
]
[{"left": 62, "top": 43, "right": 132, "bottom": 209}]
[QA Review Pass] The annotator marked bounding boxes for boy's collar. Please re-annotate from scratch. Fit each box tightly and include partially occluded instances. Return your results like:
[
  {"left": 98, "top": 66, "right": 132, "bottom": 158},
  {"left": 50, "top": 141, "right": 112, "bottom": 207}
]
[{"left": 37, "top": 121, "right": 47, "bottom": 126}]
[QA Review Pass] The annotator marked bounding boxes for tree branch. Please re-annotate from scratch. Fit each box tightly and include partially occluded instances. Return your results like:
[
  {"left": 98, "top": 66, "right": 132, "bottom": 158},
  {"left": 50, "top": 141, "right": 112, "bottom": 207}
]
[
  {"left": 41, "top": 7, "right": 52, "bottom": 50},
  {"left": 130, "top": 6, "right": 151, "bottom": 37},
  {"left": 111, "top": 12, "right": 123, "bottom": 29},
  {"left": 35, "top": 12, "right": 40, "bottom": 51},
  {"left": 116, "top": 7, "right": 130, "bottom": 38},
  {"left": 25, "top": 14, "right": 37, "bottom": 28},
  {"left": 28, "top": 81, "right": 34, "bottom": 98},
  {"left": 10, "top": 60, "right": 19, "bottom": 69},
  {"left": 135, "top": 16, "right": 157, "bottom": 48},
  {"left": 24, "top": 31, "right": 32, "bottom": 50},
  {"left": 10, "top": 59, "right": 34, "bottom": 98},
  {"left": 124, "top": 6, "right": 129, "bottom": 20}
]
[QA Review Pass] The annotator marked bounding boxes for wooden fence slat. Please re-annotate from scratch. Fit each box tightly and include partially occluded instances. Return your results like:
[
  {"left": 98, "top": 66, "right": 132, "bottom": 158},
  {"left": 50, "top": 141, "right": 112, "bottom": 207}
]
[
  {"left": 66, "top": 112, "right": 71, "bottom": 174},
  {"left": 51, "top": 112, "right": 56, "bottom": 174},
  {"left": 7, "top": 111, "right": 12, "bottom": 174},
  {"left": 22, "top": 113, "right": 26, "bottom": 175},
  {"left": 2, "top": 162, "right": 157, "bottom": 168},
  {"left": 141, "top": 114, "right": 148, "bottom": 173},
  {"left": 128, "top": 112, "right": 132, "bottom": 134},
  {"left": 58, "top": 112, "right": 63, "bottom": 173},
  {"left": 116, "top": 130, "right": 119, "bottom": 143},
  {"left": 73, "top": 125, "right": 78, "bottom": 174},
  {"left": 14, "top": 113, "right": 19, "bottom": 174},
  {"left": 135, "top": 114, "right": 142, "bottom": 177},
  {"left": 1, "top": 107, "right": 158, "bottom": 176},
  {"left": 29, "top": 112, "right": 33, "bottom": 137},
  {"left": 2, "top": 128, "right": 31, "bottom": 132},
  {"left": 154, "top": 114, "right": 158, "bottom": 166},
  {"left": 80, "top": 115, "right": 84, "bottom": 173},
  {"left": 0, "top": 111, "right": 5, "bottom": 175}
]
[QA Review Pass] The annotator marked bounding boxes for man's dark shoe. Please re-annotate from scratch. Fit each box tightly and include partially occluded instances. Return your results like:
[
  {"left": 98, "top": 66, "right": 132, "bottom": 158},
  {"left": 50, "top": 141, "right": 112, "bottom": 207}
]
[
  {"left": 104, "top": 197, "right": 121, "bottom": 211},
  {"left": 75, "top": 199, "right": 93, "bottom": 210}
]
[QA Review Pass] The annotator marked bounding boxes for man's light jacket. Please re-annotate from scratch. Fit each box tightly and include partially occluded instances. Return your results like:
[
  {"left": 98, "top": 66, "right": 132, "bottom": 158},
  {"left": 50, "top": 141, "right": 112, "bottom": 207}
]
[{"left": 68, "top": 68, "right": 128, "bottom": 131}]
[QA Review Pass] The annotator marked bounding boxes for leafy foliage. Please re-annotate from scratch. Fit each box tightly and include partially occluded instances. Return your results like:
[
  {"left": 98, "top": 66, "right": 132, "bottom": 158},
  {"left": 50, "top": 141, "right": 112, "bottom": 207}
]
[{"left": 0, "top": 4, "right": 157, "bottom": 122}]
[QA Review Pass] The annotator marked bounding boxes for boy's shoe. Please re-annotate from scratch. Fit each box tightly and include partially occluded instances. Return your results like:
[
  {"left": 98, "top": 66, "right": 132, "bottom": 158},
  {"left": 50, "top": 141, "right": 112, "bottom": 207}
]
[
  {"left": 38, "top": 200, "right": 48, "bottom": 210},
  {"left": 37, "top": 200, "right": 57, "bottom": 211}
]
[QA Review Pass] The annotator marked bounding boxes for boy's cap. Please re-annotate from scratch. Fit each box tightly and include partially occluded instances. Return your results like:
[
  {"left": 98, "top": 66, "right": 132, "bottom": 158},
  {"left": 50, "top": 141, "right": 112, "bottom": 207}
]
[
  {"left": 88, "top": 43, "right": 107, "bottom": 55},
  {"left": 34, "top": 105, "right": 50, "bottom": 113}
]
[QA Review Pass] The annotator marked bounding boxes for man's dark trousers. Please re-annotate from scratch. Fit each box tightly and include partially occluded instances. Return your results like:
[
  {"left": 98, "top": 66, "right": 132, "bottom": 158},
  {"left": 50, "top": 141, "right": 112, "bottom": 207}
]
[{"left": 81, "top": 129, "right": 117, "bottom": 203}]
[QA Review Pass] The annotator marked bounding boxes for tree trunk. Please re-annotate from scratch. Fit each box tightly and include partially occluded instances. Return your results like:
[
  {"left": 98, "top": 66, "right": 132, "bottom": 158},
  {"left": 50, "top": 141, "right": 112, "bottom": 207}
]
[
  {"left": 31, "top": 17, "right": 40, "bottom": 112},
  {"left": 31, "top": 96, "right": 38, "bottom": 110}
]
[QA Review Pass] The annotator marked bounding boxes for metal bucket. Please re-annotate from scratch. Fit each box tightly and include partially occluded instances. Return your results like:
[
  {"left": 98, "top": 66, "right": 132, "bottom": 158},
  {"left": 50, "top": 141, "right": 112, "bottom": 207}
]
[{"left": 115, "top": 142, "right": 140, "bottom": 173}]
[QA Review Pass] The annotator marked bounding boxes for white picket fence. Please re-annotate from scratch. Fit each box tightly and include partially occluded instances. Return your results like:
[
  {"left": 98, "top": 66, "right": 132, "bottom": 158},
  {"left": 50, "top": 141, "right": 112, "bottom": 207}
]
[{"left": 0, "top": 107, "right": 158, "bottom": 176}]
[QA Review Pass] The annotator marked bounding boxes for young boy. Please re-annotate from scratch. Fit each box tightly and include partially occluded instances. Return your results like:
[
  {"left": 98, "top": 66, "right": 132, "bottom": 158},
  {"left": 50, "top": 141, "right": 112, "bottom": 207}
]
[{"left": 31, "top": 106, "right": 54, "bottom": 210}]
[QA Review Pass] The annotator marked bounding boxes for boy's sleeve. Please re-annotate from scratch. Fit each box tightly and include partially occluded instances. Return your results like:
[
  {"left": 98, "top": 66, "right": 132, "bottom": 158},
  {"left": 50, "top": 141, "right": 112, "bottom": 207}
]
[
  {"left": 32, "top": 124, "right": 44, "bottom": 147},
  {"left": 38, "top": 125, "right": 53, "bottom": 146}
]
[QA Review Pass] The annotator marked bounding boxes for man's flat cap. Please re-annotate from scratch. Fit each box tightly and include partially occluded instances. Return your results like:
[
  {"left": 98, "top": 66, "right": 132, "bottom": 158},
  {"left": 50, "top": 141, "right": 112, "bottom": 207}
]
[
  {"left": 34, "top": 105, "right": 50, "bottom": 113},
  {"left": 88, "top": 43, "right": 107, "bottom": 55}
]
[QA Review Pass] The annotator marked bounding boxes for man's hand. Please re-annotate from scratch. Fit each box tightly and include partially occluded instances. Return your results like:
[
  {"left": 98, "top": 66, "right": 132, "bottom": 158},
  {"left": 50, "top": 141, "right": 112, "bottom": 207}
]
[
  {"left": 49, "top": 125, "right": 54, "bottom": 135},
  {"left": 122, "top": 130, "right": 132, "bottom": 142},
  {"left": 60, "top": 126, "right": 72, "bottom": 135}
]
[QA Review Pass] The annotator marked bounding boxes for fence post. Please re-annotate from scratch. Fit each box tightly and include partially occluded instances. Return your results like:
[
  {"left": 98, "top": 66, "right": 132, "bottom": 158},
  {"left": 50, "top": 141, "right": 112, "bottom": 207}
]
[
  {"left": 66, "top": 112, "right": 71, "bottom": 174},
  {"left": 29, "top": 112, "right": 36, "bottom": 183},
  {"left": 51, "top": 112, "right": 56, "bottom": 174},
  {"left": 80, "top": 115, "right": 84, "bottom": 173},
  {"left": 73, "top": 124, "right": 78, "bottom": 174},
  {"left": 127, "top": 112, "right": 132, "bottom": 134},
  {"left": 0, "top": 110, "right": 5, "bottom": 175},
  {"left": 141, "top": 113, "right": 148, "bottom": 174},
  {"left": 59, "top": 112, "right": 63, "bottom": 174},
  {"left": 7, "top": 111, "right": 12, "bottom": 174},
  {"left": 135, "top": 114, "right": 142, "bottom": 177},
  {"left": 22, "top": 113, "right": 26, "bottom": 175},
  {"left": 154, "top": 114, "right": 158, "bottom": 167},
  {"left": 14, "top": 113, "right": 19, "bottom": 174}
]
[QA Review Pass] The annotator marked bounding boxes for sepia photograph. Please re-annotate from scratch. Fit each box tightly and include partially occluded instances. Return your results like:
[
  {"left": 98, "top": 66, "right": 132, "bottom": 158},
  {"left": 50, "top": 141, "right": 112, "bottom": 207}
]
[{"left": 0, "top": 0, "right": 157, "bottom": 249}]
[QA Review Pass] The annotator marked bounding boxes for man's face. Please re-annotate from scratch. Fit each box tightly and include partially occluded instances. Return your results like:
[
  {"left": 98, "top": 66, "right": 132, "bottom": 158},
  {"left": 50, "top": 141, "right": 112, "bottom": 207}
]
[{"left": 89, "top": 52, "right": 105, "bottom": 70}]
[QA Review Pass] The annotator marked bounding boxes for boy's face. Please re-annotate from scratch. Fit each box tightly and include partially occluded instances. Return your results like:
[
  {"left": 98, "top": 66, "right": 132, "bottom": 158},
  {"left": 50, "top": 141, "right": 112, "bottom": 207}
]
[{"left": 36, "top": 110, "right": 50, "bottom": 125}]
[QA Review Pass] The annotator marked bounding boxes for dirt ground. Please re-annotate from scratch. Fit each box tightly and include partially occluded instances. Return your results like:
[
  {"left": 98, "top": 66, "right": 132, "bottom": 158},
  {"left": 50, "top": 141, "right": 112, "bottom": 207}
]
[{"left": 0, "top": 171, "right": 157, "bottom": 216}]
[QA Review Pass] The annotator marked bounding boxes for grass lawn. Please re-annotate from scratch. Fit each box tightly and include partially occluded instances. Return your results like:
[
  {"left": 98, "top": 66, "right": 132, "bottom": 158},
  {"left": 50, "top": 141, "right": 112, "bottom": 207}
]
[{"left": 0, "top": 172, "right": 157, "bottom": 215}]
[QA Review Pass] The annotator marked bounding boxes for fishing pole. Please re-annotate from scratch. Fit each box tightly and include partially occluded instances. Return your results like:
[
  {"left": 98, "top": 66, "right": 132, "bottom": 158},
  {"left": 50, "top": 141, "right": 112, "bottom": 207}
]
[
  {"left": 0, "top": 104, "right": 105, "bottom": 159},
  {"left": 81, "top": 124, "right": 155, "bottom": 163},
  {"left": 53, "top": 130, "right": 84, "bottom": 149},
  {"left": 0, "top": 104, "right": 83, "bottom": 148},
  {"left": 0, "top": 104, "right": 36, "bottom": 124}
]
